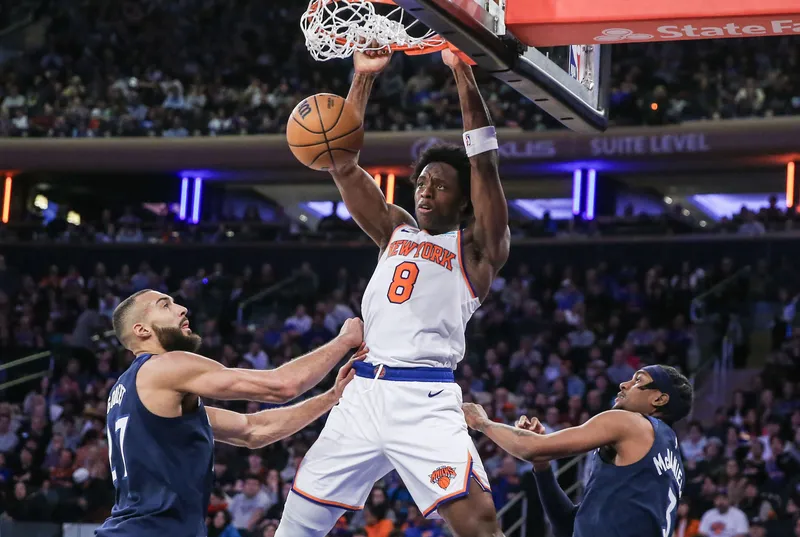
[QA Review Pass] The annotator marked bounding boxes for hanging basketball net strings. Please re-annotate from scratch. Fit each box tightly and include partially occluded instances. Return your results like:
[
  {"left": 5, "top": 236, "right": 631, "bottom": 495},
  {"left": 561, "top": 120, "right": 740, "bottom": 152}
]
[{"left": 301, "top": 0, "right": 447, "bottom": 61}]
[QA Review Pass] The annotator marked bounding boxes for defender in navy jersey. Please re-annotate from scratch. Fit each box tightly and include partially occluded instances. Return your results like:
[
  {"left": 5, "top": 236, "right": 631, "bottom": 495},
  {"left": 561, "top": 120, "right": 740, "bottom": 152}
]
[
  {"left": 96, "top": 289, "right": 366, "bottom": 537},
  {"left": 463, "top": 364, "right": 693, "bottom": 537}
]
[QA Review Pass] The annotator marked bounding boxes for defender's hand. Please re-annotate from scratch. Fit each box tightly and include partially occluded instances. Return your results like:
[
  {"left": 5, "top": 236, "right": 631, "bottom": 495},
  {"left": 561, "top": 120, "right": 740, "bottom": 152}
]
[
  {"left": 462, "top": 403, "right": 490, "bottom": 431},
  {"left": 332, "top": 346, "right": 367, "bottom": 399},
  {"left": 354, "top": 48, "right": 392, "bottom": 74},
  {"left": 515, "top": 415, "right": 545, "bottom": 434},
  {"left": 516, "top": 416, "right": 550, "bottom": 470},
  {"left": 337, "top": 318, "right": 364, "bottom": 348}
]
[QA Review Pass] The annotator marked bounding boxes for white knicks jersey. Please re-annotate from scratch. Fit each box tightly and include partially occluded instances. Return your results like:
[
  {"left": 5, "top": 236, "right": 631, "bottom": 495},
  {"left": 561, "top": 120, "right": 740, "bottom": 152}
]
[{"left": 361, "top": 224, "right": 481, "bottom": 369}]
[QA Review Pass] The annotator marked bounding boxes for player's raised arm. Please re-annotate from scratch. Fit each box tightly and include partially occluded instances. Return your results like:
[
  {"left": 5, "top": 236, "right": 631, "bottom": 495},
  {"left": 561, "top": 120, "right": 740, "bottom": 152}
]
[
  {"left": 517, "top": 417, "right": 579, "bottom": 537},
  {"left": 330, "top": 50, "right": 415, "bottom": 250},
  {"left": 206, "top": 355, "right": 360, "bottom": 449},
  {"left": 463, "top": 405, "right": 641, "bottom": 461},
  {"left": 151, "top": 319, "right": 365, "bottom": 404},
  {"left": 444, "top": 50, "right": 510, "bottom": 272}
]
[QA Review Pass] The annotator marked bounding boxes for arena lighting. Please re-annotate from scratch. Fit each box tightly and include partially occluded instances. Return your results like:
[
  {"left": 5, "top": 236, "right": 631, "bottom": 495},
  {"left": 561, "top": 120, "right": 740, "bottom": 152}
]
[
  {"left": 179, "top": 177, "right": 189, "bottom": 221},
  {"left": 586, "top": 169, "right": 597, "bottom": 220},
  {"left": 691, "top": 193, "right": 785, "bottom": 219},
  {"left": 572, "top": 170, "right": 582, "bottom": 215},
  {"left": 191, "top": 178, "right": 203, "bottom": 224},
  {"left": 374, "top": 173, "right": 382, "bottom": 189},
  {"left": 513, "top": 198, "right": 574, "bottom": 220},
  {"left": 2, "top": 175, "right": 12, "bottom": 224},
  {"left": 386, "top": 173, "right": 396, "bottom": 204},
  {"left": 787, "top": 162, "right": 795, "bottom": 208}
]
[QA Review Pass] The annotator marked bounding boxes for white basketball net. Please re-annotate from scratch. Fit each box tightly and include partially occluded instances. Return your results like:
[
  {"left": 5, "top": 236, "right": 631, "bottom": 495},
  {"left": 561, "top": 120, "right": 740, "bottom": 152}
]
[{"left": 301, "top": 0, "right": 446, "bottom": 61}]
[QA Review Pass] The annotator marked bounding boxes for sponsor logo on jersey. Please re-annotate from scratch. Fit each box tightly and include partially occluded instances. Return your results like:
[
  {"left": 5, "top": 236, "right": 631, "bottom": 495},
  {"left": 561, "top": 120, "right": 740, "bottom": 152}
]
[
  {"left": 430, "top": 465, "right": 457, "bottom": 490},
  {"left": 387, "top": 240, "right": 456, "bottom": 271}
]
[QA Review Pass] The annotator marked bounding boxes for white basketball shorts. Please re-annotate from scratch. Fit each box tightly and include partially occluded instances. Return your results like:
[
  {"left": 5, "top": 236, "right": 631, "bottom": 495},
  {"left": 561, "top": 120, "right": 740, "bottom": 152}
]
[{"left": 291, "top": 362, "right": 491, "bottom": 519}]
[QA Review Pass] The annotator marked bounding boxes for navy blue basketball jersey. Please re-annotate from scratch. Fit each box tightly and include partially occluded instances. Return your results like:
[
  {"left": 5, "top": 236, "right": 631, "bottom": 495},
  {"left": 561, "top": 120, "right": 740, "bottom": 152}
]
[
  {"left": 574, "top": 415, "right": 684, "bottom": 537},
  {"left": 96, "top": 354, "right": 214, "bottom": 537}
]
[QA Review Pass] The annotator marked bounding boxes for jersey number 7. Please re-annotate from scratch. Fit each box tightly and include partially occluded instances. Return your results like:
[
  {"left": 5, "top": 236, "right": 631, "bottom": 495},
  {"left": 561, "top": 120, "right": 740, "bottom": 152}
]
[
  {"left": 107, "top": 416, "right": 130, "bottom": 483},
  {"left": 387, "top": 262, "right": 420, "bottom": 304}
]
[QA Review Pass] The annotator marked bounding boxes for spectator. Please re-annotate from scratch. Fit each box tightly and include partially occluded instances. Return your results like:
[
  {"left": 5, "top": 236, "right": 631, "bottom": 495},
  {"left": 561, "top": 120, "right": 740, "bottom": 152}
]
[
  {"left": 675, "top": 500, "right": 701, "bottom": 537},
  {"left": 682, "top": 422, "right": 709, "bottom": 463},
  {"left": 284, "top": 304, "right": 312, "bottom": 335},
  {"left": 208, "top": 510, "right": 243, "bottom": 537},
  {"left": 607, "top": 349, "right": 636, "bottom": 387},
  {"left": 363, "top": 503, "right": 393, "bottom": 537},
  {"left": 229, "top": 475, "right": 272, "bottom": 536},
  {"left": 243, "top": 342, "right": 270, "bottom": 370},
  {"left": 0, "top": 413, "right": 19, "bottom": 453},
  {"left": 738, "top": 210, "right": 766, "bottom": 236},
  {"left": 698, "top": 492, "right": 749, "bottom": 537}
]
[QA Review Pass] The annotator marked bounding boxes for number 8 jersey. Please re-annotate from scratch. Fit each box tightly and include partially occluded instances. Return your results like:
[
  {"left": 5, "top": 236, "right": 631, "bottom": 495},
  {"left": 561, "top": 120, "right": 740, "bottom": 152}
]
[
  {"left": 361, "top": 225, "right": 481, "bottom": 370},
  {"left": 97, "top": 353, "right": 214, "bottom": 537}
]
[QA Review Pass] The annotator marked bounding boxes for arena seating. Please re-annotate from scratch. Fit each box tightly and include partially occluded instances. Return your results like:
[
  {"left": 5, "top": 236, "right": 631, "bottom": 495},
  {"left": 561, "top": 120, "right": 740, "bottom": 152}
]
[
  {"left": 1, "top": 224, "right": 798, "bottom": 537},
  {"left": 0, "top": 0, "right": 798, "bottom": 137},
  {"left": 0, "top": 198, "right": 797, "bottom": 246},
  {"left": 2, "top": 3, "right": 800, "bottom": 536}
]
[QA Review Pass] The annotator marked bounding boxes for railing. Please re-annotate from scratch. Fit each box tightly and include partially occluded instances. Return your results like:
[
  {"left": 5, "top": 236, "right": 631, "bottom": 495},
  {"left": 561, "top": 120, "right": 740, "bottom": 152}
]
[
  {"left": 497, "top": 488, "right": 528, "bottom": 537},
  {"left": 0, "top": 350, "right": 53, "bottom": 392},
  {"left": 499, "top": 452, "right": 589, "bottom": 536},
  {"left": 236, "top": 274, "right": 302, "bottom": 324},
  {"left": 687, "top": 265, "right": 751, "bottom": 420}
]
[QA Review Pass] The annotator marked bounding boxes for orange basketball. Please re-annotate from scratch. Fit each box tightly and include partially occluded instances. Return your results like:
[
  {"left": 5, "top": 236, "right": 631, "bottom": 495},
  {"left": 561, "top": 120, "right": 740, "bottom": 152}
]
[{"left": 286, "top": 93, "right": 364, "bottom": 171}]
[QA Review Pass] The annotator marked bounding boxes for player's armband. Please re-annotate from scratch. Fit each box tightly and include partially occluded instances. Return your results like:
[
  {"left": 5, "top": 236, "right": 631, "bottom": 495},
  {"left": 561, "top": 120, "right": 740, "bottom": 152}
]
[{"left": 463, "top": 126, "right": 498, "bottom": 157}]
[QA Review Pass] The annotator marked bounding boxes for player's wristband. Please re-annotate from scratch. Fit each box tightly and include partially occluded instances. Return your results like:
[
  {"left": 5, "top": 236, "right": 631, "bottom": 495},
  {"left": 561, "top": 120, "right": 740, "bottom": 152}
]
[{"left": 462, "top": 126, "right": 498, "bottom": 157}]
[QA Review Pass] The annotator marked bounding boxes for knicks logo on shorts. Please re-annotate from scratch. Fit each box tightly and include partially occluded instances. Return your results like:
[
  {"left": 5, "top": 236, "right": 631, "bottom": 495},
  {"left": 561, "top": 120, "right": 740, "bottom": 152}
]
[{"left": 429, "top": 465, "right": 457, "bottom": 490}]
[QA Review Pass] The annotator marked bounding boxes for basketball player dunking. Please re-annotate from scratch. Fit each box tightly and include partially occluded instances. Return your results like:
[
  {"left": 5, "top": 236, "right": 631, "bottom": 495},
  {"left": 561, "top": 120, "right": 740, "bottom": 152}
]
[
  {"left": 275, "top": 49, "right": 509, "bottom": 537},
  {"left": 462, "top": 365, "right": 694, "bottom": 537},
  {"left": 95, "top": 290, "right": 366, "bottom": 537}
]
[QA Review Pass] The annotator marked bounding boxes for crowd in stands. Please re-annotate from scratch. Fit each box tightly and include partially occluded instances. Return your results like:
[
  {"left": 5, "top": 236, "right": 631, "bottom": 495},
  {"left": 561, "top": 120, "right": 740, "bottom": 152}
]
[
  {"left": 1, "top": 229, "right": 799, "bottom": 537},
  {"left": 1, "top": 195, "right": 799, "bottom": 247},
  {"left": 1, "top": 0, "right": 799, "bottom": 138}
]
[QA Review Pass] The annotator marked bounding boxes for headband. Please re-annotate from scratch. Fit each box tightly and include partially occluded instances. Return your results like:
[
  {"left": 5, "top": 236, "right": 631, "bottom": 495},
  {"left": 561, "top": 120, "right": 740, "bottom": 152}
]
[{"left": 641, "top": 365, "right": 689, "bottom": 422}]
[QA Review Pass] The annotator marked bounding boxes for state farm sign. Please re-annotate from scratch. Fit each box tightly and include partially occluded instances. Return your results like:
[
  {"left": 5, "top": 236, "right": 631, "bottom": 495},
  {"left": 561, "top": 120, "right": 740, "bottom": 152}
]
[
  {"left": 595, "top": 19, "right": 800, "bottom": 42},
  {"left": 506, "top": 1, "right": 800, "bottom": 48}
]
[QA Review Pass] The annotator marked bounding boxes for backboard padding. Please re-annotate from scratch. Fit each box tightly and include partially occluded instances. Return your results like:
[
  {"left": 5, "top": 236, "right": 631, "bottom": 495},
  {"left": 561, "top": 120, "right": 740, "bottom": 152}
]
[{"left": 390, "top": 0, "right": 609, "bottom": 131}]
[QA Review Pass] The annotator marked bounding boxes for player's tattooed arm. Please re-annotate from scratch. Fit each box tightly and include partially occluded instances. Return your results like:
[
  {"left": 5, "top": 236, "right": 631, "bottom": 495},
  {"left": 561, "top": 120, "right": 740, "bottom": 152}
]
[
  {"left": 463, "top": 404, "right": 634, "bottom": 460},
  {"left": 331, "top": 49, "right": 416, "bottom": 251},
  {"left": 515, "top": 416, "right": 579, "bottom": 537},
  {"left": 161, "top": 319, "right": 365, "bottom": 404},
  {"left": 444, "top": 50, "right": 510, "bottom": 274},
  {"left": 207, "top": 355, "right": 359, "bottom": 448}
]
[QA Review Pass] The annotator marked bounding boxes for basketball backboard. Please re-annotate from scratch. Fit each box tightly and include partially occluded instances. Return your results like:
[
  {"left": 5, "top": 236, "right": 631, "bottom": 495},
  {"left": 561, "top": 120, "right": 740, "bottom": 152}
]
[
  {"left": 390, "top": 0, "right": 611, "bottom": 132},
  {"left": 387, "top": 0, "right": 800, "bottom": 132},
  {"left": 302, "top": 0, "right": 798, "bottom": 133}
]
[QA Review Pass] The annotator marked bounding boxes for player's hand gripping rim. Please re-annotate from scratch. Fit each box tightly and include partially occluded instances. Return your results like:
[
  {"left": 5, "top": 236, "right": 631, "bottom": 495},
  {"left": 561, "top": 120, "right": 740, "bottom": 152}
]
[{"left": 353, "top": 42, "right": 392, "bottom": 74}]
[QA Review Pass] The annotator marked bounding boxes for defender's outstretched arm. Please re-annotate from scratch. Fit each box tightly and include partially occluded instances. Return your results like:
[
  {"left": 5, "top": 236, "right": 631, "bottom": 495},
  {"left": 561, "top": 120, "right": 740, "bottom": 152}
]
[
  {"left": 207, "top": 393, "right": 337, "bottom": 448},
  {"left": 149, "top": 320, "right": 365, "bottom": 404},
  {"left": 331, "top": 53, "right": 415, "bottom": 251},
  {"left": 464, "top": 405, "right": 636, "bottom": 460},
  {"left": 207, "top": 356, "right": 360, "bottom": 449},
  {"left": 445, "top": 51, "right": 510, "bottom": 272}
]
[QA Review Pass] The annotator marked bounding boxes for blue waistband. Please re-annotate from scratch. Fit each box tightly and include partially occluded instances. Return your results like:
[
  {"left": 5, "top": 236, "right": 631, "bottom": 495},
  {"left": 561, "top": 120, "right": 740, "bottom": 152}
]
[{"left": 353, "top": 361, "right": 455, "bottom": 383}]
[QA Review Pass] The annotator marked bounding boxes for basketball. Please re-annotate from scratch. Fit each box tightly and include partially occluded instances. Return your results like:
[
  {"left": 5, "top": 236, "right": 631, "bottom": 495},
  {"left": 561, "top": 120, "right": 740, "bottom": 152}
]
[{"left": 287, "top": 93, "right": 364, "bottom": 171}]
